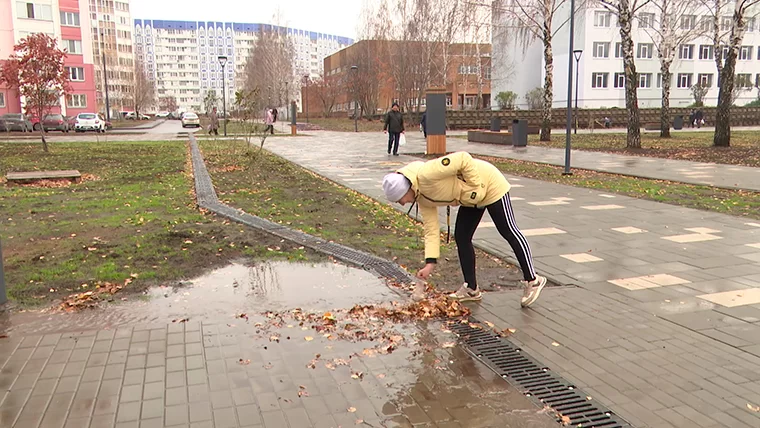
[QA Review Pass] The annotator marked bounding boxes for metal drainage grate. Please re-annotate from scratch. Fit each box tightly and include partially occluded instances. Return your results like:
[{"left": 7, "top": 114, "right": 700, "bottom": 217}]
[
  {"left": 188, "top": 135, "right": 416, "bottom": 285},
  {"left": 449, "top": 319, "right": 633, "bottom": 428}
]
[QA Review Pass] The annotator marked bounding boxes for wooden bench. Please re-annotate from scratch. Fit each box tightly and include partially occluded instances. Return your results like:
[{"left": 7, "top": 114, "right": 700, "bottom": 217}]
[
  {"left": 6, "top": 170, "right": 82, "bottom": 184},
  {"left": 467, "top": 130, "right": 513, "bottom": 145}
]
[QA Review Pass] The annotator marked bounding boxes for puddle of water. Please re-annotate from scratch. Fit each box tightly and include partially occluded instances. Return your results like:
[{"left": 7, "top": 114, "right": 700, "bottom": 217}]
[{"left": 0, "top": 260, "right": 398, "bottom": 335}]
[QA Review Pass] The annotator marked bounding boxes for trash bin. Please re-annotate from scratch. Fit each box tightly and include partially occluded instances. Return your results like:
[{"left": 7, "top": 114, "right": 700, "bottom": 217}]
[
  {"left": 673, "top": 115, "right": 683, "bottom": 130},
  {"left": 512, "top": 119, "right": 528, "bottom": 147},
  {"left": 490, "top": 117, "right": 501, "bottom": 132}
]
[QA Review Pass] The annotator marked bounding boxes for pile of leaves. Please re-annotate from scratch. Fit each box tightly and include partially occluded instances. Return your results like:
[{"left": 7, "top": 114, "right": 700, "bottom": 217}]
[
  {"left": 59, "top": 279, "right": 128, "bottom": 312},
  {"left": 6, "top": 174, "right": 100, "bottom": 188}
]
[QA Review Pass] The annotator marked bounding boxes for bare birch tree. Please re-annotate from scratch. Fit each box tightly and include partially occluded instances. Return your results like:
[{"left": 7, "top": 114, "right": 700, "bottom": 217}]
[
  {"left": 133, "top": 58, "right": 156, "bottom": 117},
  {"left": 496, "top": 0, "right": 577, "bottom": 141},
  {"left": 600, "top": 0, "right": 653, "bottom": 148},
  {"left": 242, "top": 28, "right": 295, "bottom": 109},
  {"left": 642, "top": 0, "right": 704, "bottom": 137},
  {"left": 704, "top": 0, "right": 759, "bottom": 146}
]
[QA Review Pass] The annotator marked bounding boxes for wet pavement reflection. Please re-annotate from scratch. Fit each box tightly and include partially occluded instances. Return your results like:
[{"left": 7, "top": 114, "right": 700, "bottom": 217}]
[{"left": 0, "top": 261, "right": 556, "bottom": 427}]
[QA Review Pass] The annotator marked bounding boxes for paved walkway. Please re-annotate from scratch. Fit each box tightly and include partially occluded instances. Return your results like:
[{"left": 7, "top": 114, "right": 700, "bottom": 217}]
[
  {"left": 443, "top": 134, "right": 760, "bottom": 192},
  {"left": 266, "top": 131, "right": 760, "bottom": 428}
]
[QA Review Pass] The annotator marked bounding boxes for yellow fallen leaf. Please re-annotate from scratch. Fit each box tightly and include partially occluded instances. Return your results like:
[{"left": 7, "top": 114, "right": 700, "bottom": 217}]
[
  {"left": 441, "top": 342, "right": 456, "bottom": 348},
  {"left": 355, "top": 420, "right": 364, "bottom": 425},
  {"left": 560, "top": 415, "right": 571, "bottom": 425},
  {"left": 184, "top": 240, "right": 193, "bottom": 244},
  {"left": 305, "top": 336, "right": 314, "bottom": 341},
  {"left": 348, "top": 407, "right": 356, "bottom": 413},
  {"left": 748, "top": 403, "right": 760, "bottom": 412},
  {"left": 484, "top": 321, "right": 495, "bottom": 328},
  {"left": 552, "top": 342, "right": 561, "bottom": 347}
]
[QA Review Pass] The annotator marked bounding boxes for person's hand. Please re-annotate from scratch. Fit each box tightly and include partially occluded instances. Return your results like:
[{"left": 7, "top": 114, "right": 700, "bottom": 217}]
[{"left": 416, "top": 263, "right": 435, "bottom": 280}]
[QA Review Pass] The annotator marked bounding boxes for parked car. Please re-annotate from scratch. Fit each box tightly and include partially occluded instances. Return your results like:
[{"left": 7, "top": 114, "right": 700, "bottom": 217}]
[
  {"left": 125, "top": 112, "right": 151, "bottom": 120},
  {"left": 0, "top": 113, "right": 33, "bottom": 132},
  {"left": 42, "top": 114, "right": 70, "bottom": 132},
  {"left": 74, "top": 113, "right": 106, "bottom": 133},
  {"left": 155, "top": 111, "right": 170, "bottom": 118},
  {"left": 181, "top": 112, "right": 201, "bottom": 128}
]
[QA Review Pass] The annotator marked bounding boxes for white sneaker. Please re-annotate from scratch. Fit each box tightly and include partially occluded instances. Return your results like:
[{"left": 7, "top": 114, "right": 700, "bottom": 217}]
[
  {"left": 521, "top": 275, "right": 547, "bottom": 308},
  {"left": 448, "top": 283, "right": 482, "bottom": 302}
]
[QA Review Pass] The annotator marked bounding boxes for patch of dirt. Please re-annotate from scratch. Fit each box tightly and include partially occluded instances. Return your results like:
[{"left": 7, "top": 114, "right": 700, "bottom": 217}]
[{"left": 5, "top": 173, "right": 100, "bottom": 188}]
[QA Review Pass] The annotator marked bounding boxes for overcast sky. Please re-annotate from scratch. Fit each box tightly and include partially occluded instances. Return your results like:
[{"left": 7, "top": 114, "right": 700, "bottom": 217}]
[{"left": 130, "top": 0, "right": 363, "bottom": 39}]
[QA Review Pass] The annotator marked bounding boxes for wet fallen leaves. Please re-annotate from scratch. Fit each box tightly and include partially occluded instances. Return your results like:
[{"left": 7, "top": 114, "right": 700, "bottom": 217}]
[
  {"left": 238, "top": 359, "right": 251, "bottom": 365},
  {"left": 59, "top": 281, "right": 125, "bottom": 311}
]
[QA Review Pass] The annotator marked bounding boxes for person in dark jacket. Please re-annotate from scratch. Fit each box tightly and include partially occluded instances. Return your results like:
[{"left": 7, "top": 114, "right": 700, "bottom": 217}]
[
  {"left": 383, "top": 102, "right": 405, "bottom": 156},
  {"left": 420, "top": 112, "right": 427, "bottom": 138},
  {"left": 695, "top": 109, "right": 704, "bottom": 128}
]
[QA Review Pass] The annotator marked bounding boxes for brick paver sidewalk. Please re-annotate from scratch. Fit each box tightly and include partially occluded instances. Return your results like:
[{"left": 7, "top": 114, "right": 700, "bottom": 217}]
[{"left": 267, "top": 131, "right": 760, "bottom": 427}]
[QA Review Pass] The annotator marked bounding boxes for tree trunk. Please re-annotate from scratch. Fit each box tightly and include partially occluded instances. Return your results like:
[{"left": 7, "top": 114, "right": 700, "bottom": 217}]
[
  {"left": 39, "top": 126, "right": 49, "bottom": 152},
  {"left": 539, "top": 7, "right": 553, "bottom": 142},
  {"left": 714, "top": 61, "right": 735, "bottom": 147},
  {"left": 660, "top": 67, "right": 672, "bottom": 138},
  {"left": 618, "top": 0, "right": 641, "bottom": 149}
]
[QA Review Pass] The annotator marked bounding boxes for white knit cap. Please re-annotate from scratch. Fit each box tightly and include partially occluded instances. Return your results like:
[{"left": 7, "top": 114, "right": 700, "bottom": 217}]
[{"left": 382, "top": 173, "right": 411, "bottom": 202}]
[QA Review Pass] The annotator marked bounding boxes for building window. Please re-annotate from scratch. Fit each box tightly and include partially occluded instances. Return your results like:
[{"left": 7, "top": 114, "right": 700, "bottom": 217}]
[
  {"left": 593, "top": 42, "right": 610, "bottom": 58},
  {"left": 614, "top": 72, "right": 625, "bottom": 88},
  {"left": 739, "top": 46, "right": 752, "bottom": 60},
  {"left": 0, "top": 92, "right": 5, "bottom": 108},
  {"left": 639, "top": 13, "right": 655, "bottom": 28},
  {"left": 748, "top": 18, "right": 756, "bottom": 32},
  {"left": 700, "top": 16, "right": 712, "bottom": 31},
  {"left": 612, "top": 42, "right": 623, "bottom": 59},
  {"left": 736, "top": 73, "right": 752, "bottom": 87},
  {"left": 637, "top": 43, "right": 653, "bottom": 59},
  {"left": 698, "top": 73, "right": 713, "bottom": 87},
  {"left": 639, "top": 73, "right": 652, "bottom": 88},
  {"left": 67, "top": 94, "right": 86, "bottom": 108},
  {"left": 592, "top": 72, "right": 608, "bottom": 88},
  {"left": 677, "top": 73, "right": 692, "bottom": 88},
  {"left": 66, "top": 66, "right": 84, "bottom": 81},
  {"left": 721, "top": 16, "right": 732, "bottom": 31},
  {"left": 699, "top": 45, "right": 714, "bottom": 60},
  {"left": 679, "top": 45, "right": 694, "bottom": 59},
  {"left": 60, "top": 11, "right": 80, "bottom": 26},
  {"left": 17, "top": 2, "right": 53, "bottom": 20},
  {"left": 680, "top": 15, "right": 696, "bottom": 30},
  {"left": 64, "top": 40, "right": 82, "bottom": 54},
  {"left": 594, "top": 11, "right": 611, "bottom": 27}
]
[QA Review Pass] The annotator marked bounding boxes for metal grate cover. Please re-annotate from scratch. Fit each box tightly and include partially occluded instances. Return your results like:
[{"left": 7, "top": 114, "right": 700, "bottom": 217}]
[
  {"left": 189, "top": 135, "right": 415, "bottom": 284},
  {"left": 448, "top": 319, "right": 633, "bottom": 428}
]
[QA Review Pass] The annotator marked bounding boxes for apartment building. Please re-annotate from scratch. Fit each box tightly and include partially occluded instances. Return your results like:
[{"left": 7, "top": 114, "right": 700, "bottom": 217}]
[
  {"left": 133, "top": 19, "right": 352, "bottom": 113},
  {"left": 88, "top": 0, "right": 135, "bottom": 117},
  {"left": 0, "top": 0, "right": 97, "bottom": 117},
  {"left": 493, "top": 4, "right": 760, "bottom": 109}
]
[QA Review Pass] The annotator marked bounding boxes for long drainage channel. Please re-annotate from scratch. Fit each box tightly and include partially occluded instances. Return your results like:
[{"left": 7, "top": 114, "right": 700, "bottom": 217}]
[{"left": 189, "top": 136, "right": 634, "bottom": 428}]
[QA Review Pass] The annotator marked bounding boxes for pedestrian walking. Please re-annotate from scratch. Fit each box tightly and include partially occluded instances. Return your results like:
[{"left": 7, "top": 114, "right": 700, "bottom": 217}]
[
  {"left": 689, "top": 109, "right": 696, "bottom": 128},
  {"left": 265, "top": 108, "right": 275, "bottom": 135},
  {"left": 420, "top": 111, "right": 427, "bottom": 138},
  {"left": 381, "top": 151, "right": 547, "bottom": 307},
  {"left": 383, "top": 102, "right": 405, "bottom": 156},
  {"left": 209, "top": 107, "right": 219, "bottom": 135},
  {"left": 695, "top": 109, "right": 704, "bottom": 128}
]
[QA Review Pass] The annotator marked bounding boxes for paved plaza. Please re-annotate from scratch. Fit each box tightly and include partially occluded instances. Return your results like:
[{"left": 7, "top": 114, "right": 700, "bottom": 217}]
[{"left": 265, "top": 131, "right": 760, "bottom": 427}]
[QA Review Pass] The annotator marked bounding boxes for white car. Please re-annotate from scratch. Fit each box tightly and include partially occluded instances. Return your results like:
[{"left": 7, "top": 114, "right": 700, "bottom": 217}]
[
  {"left": 74, "top": 113, "right": 106, "bottom": 133},
  {"left": 155, "top": 111, "right": 170, "bottom": 118},
  {"left": 181, "top": 112, "right": 200, "bottom": 128}
]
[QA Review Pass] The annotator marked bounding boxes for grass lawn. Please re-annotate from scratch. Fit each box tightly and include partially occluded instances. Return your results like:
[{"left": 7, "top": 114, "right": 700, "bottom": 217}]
[
  {"left": 200, "top": 140, "right": 520, "bottom": 293},
  {"left": 0, "top": 141, "right": 317, "bottom": 307},
  {"left": 519, "top": 131, "right": 760, "bottom": 167},
  {"left": 475, "top": 155, "right": 760, "bottom": 219}
]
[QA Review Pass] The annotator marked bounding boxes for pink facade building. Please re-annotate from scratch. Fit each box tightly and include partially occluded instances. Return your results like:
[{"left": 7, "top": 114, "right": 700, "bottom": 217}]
[{"left": 0, "top": 0, "right": 98, "bottom": 118}]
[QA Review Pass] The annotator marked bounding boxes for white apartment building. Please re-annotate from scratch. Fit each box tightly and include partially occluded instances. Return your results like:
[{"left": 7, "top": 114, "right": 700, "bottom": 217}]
[
  {"left": 493, "top": 3, "right": 760, "bottom": 109},
  {"left": 133, "top": 20, "right": 352, "bottom": 113},
  {"left": 88, "top": 0, "right": 135, "bottom": 116}
]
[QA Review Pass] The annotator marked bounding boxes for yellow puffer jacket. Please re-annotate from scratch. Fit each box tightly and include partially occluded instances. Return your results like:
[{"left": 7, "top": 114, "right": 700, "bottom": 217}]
[{"left": 397, "top": 152, "right": 511, "bottom": 260}]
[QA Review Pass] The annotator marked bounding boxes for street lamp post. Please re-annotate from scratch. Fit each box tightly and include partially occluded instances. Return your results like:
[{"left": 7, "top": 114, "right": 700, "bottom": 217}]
[
  {"left": 285, "top": 81, "right": 289, "bottom": 121},
  {"left": 351, "top": 65, "right": 358, "bottom": 132},
  {"left": 573, "top": 50, "right": 583, "bottom": 134},
  {"left": 563, "top": 0, "right": 576, "bottom": 176},
  {"left": 100, "top": 31, "right": 111, "bottom": 121},
  {"left": 218, "top": 56, "right": 228, "bottom": 136}
]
